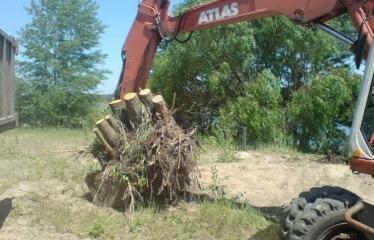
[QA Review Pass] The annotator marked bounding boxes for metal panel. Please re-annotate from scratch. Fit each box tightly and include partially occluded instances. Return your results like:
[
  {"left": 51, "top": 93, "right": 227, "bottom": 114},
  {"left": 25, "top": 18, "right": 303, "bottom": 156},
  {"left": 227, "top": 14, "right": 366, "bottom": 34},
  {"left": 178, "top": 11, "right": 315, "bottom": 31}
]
[{"left": 0, "top": 28, "right": 17, "bottom": 132}]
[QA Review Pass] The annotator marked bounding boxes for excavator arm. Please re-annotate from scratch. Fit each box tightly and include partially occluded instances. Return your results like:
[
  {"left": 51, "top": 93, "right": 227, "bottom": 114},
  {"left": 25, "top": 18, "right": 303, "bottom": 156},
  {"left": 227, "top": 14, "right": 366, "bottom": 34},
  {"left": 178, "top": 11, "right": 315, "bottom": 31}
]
[
  {"left": 116, "top": 0, "right": 374, "bottom": 97},
  {"left": 117, "top": 0, "right": 374, "bottom": 176}
]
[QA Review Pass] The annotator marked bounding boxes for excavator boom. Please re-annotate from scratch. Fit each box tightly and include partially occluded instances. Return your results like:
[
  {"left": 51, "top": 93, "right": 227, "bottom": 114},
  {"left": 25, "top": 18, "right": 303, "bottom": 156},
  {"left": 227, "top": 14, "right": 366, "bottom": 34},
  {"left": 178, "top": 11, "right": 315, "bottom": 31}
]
[
  {"left": 116, "top": 0, "right": 374, "bottom": 97},
  {"left": 117, "top": 0, "right": 374, "bottom": 176}
]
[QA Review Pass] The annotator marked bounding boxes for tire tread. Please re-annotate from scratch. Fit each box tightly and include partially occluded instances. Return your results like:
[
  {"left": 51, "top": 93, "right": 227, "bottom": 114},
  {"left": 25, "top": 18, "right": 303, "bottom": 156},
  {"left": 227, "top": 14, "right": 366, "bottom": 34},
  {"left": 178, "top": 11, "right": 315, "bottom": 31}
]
[{"left": 280, "top": 186, "right": 360, "bottom": 240}]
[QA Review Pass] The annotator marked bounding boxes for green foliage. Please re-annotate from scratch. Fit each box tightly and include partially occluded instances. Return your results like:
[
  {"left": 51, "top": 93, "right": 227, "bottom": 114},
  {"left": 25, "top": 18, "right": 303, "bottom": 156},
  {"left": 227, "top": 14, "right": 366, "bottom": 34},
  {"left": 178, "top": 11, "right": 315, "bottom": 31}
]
[
  {"left": 151, "top": 1, "right": 350, "bottom": 116},
  {"left": 150, "top": 15, "right": 256, "bottom": 130},
  {"left": 251, "top": 17, "right": 351, "bottom": 98},
  {"left": 214, "top": 70, "right": 289, "bottom": 147},
  {"left": 87, "top": 219, "right": 107, "bottom": 238},
  {"left": 289, "top": 68, "right": 360, "bottom": 153},
  {"left": 208, "top": 166, "right": 227, "bottom": 200},
  {"left": 17, "top": 0, "right": 108, "bottom": 128},
  {"left": 150, "top": 0, "right": 358, "bottom": 154}
]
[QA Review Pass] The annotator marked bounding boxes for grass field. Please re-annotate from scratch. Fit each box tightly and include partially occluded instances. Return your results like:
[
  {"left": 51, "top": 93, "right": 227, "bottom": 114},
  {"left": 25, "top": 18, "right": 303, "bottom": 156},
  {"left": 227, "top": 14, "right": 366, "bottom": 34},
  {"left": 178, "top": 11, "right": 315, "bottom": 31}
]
[{"left": 0, "top": 128, "right": 279, "bottom": 240}]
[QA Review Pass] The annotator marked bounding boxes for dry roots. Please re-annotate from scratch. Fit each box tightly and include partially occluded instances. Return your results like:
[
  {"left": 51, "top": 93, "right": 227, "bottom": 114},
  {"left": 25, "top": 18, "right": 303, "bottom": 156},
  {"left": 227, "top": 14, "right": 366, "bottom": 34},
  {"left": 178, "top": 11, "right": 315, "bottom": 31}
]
[{"left": 86, "top": 91, "right": 199, "bottom": 209}]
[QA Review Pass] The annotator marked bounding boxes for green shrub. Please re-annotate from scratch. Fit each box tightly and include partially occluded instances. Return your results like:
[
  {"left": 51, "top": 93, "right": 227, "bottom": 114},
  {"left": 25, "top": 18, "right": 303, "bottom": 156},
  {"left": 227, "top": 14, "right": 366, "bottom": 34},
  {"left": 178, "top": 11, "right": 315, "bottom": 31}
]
[
  {"left": 214, "top": 70, "right": 290, "bottom": 147},
  {"left": 289, "top": 68, "right": 360, "bottom": 153}
]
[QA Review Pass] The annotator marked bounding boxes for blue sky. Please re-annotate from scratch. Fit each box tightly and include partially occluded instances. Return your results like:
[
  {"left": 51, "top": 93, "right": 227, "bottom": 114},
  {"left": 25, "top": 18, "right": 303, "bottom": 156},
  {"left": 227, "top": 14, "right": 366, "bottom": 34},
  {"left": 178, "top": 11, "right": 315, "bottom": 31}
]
[{"left": 0, "top": 0, "right": 184, "bottom": 94}]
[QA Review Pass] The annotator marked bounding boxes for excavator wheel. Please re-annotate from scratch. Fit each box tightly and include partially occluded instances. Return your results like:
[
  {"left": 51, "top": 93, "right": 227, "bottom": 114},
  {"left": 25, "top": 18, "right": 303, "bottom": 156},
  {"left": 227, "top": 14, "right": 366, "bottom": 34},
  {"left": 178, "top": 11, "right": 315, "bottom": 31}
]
[{"left": 280, "top": 186, "right": 367, "bottom": 240}]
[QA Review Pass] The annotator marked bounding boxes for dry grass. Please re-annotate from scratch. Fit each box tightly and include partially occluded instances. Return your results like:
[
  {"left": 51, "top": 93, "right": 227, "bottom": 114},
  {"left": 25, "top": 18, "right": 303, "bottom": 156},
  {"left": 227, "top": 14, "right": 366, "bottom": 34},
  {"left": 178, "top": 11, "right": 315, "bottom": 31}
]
[
  {"left": 0, "top": 128, "right": 96, "bottom": 195},
  {"left": 0, "top": 128, "right": 279, "bottom": 240}
]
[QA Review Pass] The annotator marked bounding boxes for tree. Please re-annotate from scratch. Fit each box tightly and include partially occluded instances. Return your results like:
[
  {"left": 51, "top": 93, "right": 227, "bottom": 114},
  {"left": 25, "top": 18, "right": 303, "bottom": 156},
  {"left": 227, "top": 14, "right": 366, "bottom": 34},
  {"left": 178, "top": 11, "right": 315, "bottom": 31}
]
[
  {"left": 150, "top": 22, "right": 256, "bottom": 130},
  {"left": 17, "top": 0, "right": 107, "bottom": 128},
  {"left": 289, "top": 68, "right": 360, "bottom": 153},
  {"left": 250, "top": 16, "right": 351, "bottom": 100},
  {"left": 150, "top": 0, "right": 351, "bottom": 128},
  {"left": 215, "top": 70, "right": 288, "bottom": 147}
]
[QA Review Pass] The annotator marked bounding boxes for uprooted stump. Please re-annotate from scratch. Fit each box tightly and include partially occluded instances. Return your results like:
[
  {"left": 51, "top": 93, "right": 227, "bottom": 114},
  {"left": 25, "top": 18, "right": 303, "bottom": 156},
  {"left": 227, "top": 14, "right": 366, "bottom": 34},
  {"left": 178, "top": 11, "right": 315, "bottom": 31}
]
[{"left": 86, "top": 90, "right": 199, "bottom": 209}]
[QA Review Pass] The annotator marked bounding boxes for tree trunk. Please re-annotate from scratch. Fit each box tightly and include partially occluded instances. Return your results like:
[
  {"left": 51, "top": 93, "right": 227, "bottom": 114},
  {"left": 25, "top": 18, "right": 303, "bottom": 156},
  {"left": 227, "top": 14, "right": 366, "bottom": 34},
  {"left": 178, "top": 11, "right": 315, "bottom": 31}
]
[
  {"left": 109, "top": 99, "right": 125, "bottom": 117},
  {"left": 153, "top": 95, "right": 169, "bottom": 119},
  {"left": 105, "top": 115, "right": 121, "bottom": 133},
  {"left": 139, "top": 89, "right": 153, "bottom": 113},
  {"left": 109, "top": 99, "right": 132, "bottom": 130},
  {"left": 96, "top": 118, "right": 120, "bottom": 148},
  {"left": 123, "top": 92, "right": 147, "bottom": 127},
  {"left": 94, "top": 128, "right": 113, "bottom": 153}
]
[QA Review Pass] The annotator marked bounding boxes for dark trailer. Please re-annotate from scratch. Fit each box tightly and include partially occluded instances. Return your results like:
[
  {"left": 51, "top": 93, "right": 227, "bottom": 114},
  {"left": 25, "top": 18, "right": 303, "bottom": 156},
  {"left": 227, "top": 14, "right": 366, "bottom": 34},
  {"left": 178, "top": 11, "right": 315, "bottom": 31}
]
[{"left": 0, "top": 28, "right": 17, "bottom": 132}]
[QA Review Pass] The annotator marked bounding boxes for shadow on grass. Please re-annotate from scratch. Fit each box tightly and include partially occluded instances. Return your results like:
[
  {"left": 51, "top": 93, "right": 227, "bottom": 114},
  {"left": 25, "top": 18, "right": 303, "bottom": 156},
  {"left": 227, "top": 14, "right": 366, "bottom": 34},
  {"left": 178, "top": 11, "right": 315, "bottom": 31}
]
[
  {"left": 182, "top": 192, "right": 284, "bottom": 240},
  {"left": 182, "top": 191, "right": 284, "bottom": 221},
  {"left": 0, "top": 197, "right": 13, "bottom": 229}
]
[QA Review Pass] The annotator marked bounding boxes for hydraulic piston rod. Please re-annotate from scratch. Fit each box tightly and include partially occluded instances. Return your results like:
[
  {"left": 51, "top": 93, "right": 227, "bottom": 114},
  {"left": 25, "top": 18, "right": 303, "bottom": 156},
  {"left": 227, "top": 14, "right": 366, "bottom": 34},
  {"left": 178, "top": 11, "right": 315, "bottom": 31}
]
[{"left": 316, "top": 22, "right": 354, "bottom": 46}]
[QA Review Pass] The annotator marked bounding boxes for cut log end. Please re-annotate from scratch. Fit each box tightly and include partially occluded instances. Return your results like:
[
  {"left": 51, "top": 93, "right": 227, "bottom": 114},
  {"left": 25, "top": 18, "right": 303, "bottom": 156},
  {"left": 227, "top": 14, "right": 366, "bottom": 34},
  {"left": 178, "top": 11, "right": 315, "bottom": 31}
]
[
  {"left": 109, "top": 99, "right": 125, "bottom": 109},
  {"left": 110, "top": 99, "right": 123, "bottom": 106},
  {"left": 109, "top": 99, "right": 129, "bottom": 127},
  {"left": 123, "top": 92, "right": 137, "bottom": 102},
  {"left": 152, "top": 95, "right": 169, "bottom": 118},
  {"left": 95, "top": 118, "right": 106, "bottom": 126},
  {"left": 109, "top": 99, "right": 125, "bottom": 111},
  {"left": 152, "top": 95, "right": 165, "bottom": 104},
  {"left": 139, "top": 89, "right": 151, "bottom": 96}
]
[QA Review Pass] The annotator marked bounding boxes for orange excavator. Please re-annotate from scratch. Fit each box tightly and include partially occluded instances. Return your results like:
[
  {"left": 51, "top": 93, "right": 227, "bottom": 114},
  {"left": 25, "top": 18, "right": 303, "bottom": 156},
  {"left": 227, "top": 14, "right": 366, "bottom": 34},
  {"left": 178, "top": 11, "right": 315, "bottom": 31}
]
[{"left": 117, "top": 1, "right": 374, "bottom": 239}]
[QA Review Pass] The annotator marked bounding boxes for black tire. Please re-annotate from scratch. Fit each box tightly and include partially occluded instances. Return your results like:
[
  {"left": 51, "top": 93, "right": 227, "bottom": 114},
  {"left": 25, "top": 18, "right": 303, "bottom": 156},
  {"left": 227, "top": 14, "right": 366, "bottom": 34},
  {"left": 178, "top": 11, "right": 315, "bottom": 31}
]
[{"left": 280, "top": 186, "right": 367, "bottom": 240}]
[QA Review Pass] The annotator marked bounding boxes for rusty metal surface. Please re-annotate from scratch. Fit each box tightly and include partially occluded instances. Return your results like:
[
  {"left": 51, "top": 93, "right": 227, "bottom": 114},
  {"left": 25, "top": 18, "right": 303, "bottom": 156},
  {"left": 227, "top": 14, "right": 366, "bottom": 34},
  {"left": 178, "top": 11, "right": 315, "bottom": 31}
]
[
  {"left": 0, "top": 28, "right": 17, "bottom": 132},
  {"left": 350, "top": 157, "right": 374, "bottom": 175},
  {"left": 346, "top": 201, "right": 374, "bottom": 237}
]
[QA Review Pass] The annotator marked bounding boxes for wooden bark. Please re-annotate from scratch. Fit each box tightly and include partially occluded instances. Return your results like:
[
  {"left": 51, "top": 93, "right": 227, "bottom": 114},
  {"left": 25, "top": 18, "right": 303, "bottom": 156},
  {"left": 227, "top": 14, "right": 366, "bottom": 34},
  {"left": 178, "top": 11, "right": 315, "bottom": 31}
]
[
  {"left": 152, "top": 95, "right": 169, "bottom": 118},
  {"left": 139, "top": 89, "right": 153, "bottom": 112},
  {"left": 105, "top": 115, "right": 121, "bottom": 133},
  {"left": 109, "top": 99, "right": 125, "bottom": 117},
  {"left": 94, "top": 128, "right": 113, "bottom": 153},
  {"left": 123, "top": 92, "right": 146, "bottom": 127},
  {"left": 96, "top": 118, "right": 120, "bottom": 148},
  {"left": 109, "top": 99, "right": 132, "bottom": 130}
]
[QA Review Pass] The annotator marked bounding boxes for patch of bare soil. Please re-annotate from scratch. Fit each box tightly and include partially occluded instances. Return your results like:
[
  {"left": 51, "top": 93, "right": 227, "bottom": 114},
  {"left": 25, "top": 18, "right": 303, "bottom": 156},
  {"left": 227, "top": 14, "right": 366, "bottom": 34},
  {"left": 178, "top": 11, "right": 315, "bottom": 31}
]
[{"left": 199, "top": 151, "right": 374, "bottom": 207}]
